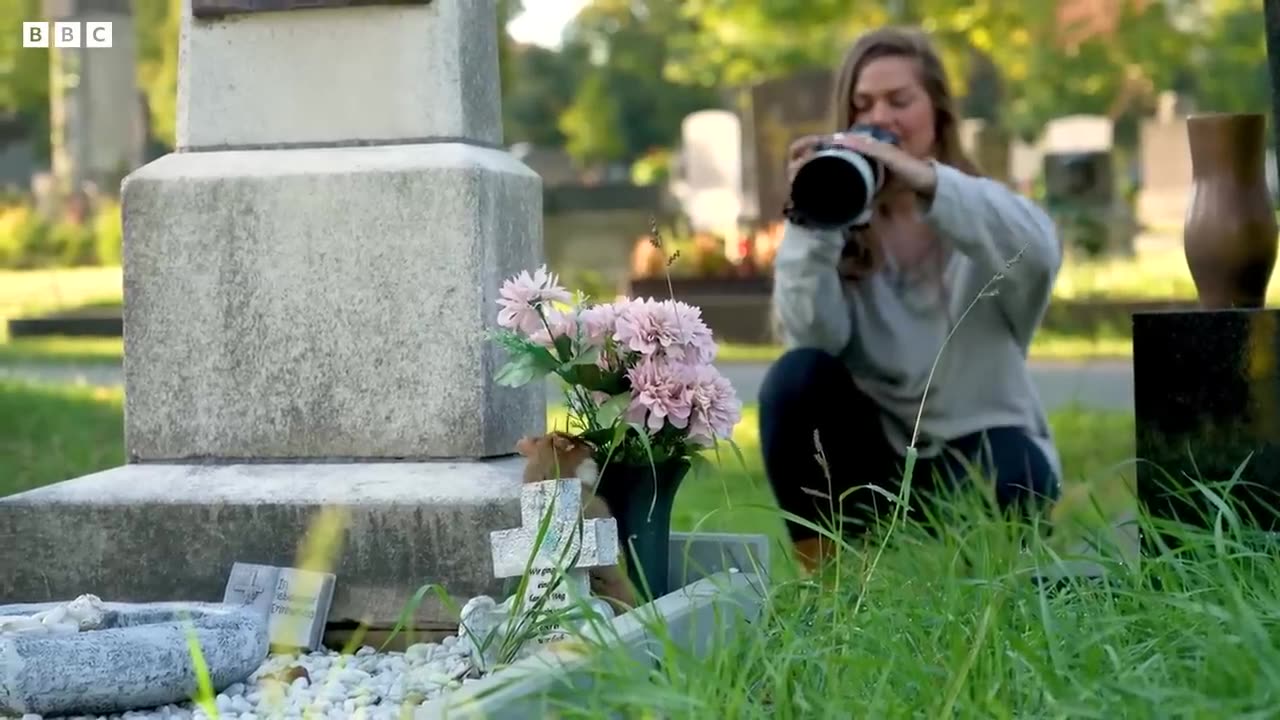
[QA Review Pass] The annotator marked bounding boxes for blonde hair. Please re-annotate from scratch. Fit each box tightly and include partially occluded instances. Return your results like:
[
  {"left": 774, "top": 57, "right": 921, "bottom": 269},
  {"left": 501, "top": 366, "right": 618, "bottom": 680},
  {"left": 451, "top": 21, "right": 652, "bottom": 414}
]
[{"left": 827, "top": 27, "right": 981, "bottom": 280}]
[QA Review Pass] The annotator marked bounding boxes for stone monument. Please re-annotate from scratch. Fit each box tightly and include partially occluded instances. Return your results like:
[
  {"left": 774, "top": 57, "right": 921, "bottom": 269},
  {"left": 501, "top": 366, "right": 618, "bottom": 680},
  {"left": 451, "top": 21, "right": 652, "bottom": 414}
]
[
  {"left": 672, "top": 109, "right": 745, "bottom": 240},
  {"left": 1040, "top": 114, "right": 1135, "bottom": 257},
  {"left": 0, "top": 0, "right": 544, "bottom": 638},
  {"left": 43, "top": 0, "right": 145, "bottom": 199}
]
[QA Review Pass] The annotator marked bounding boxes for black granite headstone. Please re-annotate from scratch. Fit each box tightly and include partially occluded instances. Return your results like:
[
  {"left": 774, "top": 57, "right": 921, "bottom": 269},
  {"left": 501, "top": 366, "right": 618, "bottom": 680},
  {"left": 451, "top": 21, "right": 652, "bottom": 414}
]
[{"left": 1134, "top": 309, "right": 1280, "bottom": 538}]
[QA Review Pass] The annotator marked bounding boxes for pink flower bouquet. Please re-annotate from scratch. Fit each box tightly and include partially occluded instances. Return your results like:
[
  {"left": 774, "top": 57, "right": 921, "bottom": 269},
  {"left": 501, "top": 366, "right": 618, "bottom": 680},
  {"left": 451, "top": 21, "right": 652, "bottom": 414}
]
[{"left": 490, "top": 265, "right": 743, "bottom": 468}]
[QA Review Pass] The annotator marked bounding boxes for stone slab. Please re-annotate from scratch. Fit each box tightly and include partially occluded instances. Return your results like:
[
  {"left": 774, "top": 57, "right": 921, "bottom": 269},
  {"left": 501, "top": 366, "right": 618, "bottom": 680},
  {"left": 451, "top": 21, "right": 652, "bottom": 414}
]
[
  {"left": 222, "top": 562, "right": 336, "bottom": 651},
  {"left": 0, "top": 600, "right": 267, "bottom": 717},
  {"left": 0, "top": 459, "right": 530, "bottom": 630},
  {"left": 1133, "top": 309, "right": 1280, "bottom": 541},
  {"left": 668, "top": 530, "right": 771, "bottom": 587},
  {"left": 415, "top": 569, "right": 767, "bottom": 719},
  {"left": 120, "top": 143, "right": 543, "bottom": 461},
  {"left": 177, "top": 1, "right": 502, "bottom": 149}
]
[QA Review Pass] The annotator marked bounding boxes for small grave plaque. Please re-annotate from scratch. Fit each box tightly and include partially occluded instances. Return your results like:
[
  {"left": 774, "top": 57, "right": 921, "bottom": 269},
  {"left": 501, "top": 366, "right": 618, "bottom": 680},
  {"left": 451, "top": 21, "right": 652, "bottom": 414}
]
[
  {"left": 222, "top": 562, "right": 335, "bottom": 650},
  {"left": 191, "top": 0, "right": 431, "bottom": 19}
]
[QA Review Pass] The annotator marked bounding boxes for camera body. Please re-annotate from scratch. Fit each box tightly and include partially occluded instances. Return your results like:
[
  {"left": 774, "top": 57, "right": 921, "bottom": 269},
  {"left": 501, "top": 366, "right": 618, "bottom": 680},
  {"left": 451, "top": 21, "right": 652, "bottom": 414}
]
[{"left": 788, "top": 124, "right": 900, "bottom": 230}]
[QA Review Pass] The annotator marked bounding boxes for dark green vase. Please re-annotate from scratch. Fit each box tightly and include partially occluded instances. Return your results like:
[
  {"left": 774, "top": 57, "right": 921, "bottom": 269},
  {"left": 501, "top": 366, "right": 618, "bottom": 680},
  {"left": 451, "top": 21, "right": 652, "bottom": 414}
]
[{"left": 594, "top": 457, "right": 691, "bottom": 604}]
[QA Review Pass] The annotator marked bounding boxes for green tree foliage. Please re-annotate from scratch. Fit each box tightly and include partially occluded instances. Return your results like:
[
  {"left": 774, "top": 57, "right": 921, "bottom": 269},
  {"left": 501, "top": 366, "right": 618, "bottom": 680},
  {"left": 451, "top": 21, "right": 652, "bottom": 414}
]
[
  {"left": 134, "top": 0, "right": 180, "bottom": 149},
  {"left": 0, "top": 0, "right": 50, "bottom": 156},
  {"left": 550, "top": 0, "right": 722, "bottom": 168},
  {"left": 557, "top": 70, "right": 626, "bottom": 166},
  {"left": 1183, "top": 0, "right": 1271, "bottom": 116},
  {"left": 502, "top": 43, "right": 587, "bottom": 147},
  {"left": 0, "top": 0, "right": 1272, "bottom": 175},
  {"left": 653, "top": 0, "right": 1264, "bottom": 144}
]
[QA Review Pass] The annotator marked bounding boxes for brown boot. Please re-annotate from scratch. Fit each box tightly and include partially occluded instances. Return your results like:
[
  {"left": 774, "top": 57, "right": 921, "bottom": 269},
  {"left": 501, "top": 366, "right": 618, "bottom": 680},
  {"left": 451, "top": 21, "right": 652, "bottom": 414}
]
[{"left": 793, "top": 536, "right": 833, "bottom": 573}]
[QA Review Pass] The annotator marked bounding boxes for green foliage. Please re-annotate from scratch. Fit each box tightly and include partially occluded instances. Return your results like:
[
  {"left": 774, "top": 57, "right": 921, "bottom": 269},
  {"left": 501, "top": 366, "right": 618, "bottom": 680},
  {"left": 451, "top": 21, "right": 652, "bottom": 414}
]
[
  {"left": 558, "top": 71, "right": 628, "bottom": 167},
  {"left": 549, "top": 0, "right": 723, "bottom": 168},
  {"left": 0, "top": 200, "right": 121, "bottom": 270},
  {"left": 0, "top": 0, "right": 50, "bottom": 162},
  {"left": 502, "top": 43, "right": 586, "bottom": 147},
  {"left": 134, "top": 0, "right": 180, "bottom": 150}
]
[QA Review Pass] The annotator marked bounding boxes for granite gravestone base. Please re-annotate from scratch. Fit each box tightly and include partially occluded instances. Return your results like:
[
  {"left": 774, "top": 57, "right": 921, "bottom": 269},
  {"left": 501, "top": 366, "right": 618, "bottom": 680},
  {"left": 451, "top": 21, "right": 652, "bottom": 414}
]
[
  {"left": 0, "top": 600, "right": 267, "bottom": 717},
  {"left": 1133, "top": 309, "right": 1280, "bottom": 549}
]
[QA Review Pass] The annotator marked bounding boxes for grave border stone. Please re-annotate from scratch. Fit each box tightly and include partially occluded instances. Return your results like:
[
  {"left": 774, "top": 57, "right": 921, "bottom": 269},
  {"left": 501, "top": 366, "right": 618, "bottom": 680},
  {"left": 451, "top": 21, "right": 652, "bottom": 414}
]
[
  {"left": 0, "top": 599, "right": 268, "bottom": 717},
  {"left": 416, "top": 531, "right": 770, "bottom": 719}
]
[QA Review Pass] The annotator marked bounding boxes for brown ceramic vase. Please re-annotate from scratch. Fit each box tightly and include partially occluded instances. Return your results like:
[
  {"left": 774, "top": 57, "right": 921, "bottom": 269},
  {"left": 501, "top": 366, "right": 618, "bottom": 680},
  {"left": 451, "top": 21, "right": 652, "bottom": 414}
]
[{"left": 1183, "top": 112, "right": 1279, "bottom": 309}]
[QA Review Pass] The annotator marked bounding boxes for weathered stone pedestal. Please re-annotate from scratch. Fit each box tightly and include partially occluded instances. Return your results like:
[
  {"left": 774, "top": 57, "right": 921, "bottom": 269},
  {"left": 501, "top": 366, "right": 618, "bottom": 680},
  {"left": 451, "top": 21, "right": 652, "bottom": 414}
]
[
  {"left": 0, "top": 0, "right": 545, "bottom": 633},
  {"left": 1133, "top": 309, "right": 1280, "bottom": 543}
]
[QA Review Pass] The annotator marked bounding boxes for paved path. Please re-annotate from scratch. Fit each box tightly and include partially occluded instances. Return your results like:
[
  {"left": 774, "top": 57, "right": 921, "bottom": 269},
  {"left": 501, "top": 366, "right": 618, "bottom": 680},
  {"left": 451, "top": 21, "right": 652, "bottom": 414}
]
[{"left": 0, "top": 358, "right": 1136, "bottom": 412}]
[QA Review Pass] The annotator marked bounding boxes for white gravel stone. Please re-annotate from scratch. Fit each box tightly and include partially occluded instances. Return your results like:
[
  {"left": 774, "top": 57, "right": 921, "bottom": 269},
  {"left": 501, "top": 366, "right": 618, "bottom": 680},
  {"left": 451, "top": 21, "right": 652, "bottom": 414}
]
[
  {"left": 36, "top": 638, "right": 480, "bottom": 719},
  {"left": 24, "top": 590, "right": 618, "bottom": 719}
]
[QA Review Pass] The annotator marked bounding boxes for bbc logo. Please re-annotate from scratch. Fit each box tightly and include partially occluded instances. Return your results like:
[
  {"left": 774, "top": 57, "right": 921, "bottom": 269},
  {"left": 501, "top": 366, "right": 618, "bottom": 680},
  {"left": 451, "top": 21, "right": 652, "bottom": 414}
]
[{"left": 23, "top": 21, "right": 113, "bottom": 48}]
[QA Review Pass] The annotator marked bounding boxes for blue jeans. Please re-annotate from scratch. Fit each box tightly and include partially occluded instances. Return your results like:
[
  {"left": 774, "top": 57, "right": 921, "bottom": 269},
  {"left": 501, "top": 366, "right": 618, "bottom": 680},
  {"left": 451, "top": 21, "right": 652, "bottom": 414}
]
[{"left": 758, "top": 348, "right": 1059, "bottom": 541}]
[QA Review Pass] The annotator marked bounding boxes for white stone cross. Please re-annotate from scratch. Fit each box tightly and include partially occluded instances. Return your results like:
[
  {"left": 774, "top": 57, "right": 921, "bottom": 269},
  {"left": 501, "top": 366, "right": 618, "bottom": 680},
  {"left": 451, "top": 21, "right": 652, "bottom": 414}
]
[{"left": 489, "top": 479, "right": 620, "bottom": 644}]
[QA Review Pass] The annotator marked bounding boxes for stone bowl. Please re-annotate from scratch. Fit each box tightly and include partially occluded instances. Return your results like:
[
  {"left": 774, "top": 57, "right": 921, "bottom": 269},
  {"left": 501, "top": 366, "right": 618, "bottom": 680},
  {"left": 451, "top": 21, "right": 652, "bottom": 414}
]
[{"left": 0, "top": 600, "right": 268, "bottom": 717}]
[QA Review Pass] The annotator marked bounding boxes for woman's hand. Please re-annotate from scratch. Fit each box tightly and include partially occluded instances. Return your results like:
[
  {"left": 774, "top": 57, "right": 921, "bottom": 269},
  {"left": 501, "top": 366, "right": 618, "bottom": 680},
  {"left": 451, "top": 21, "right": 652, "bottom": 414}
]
[
  {"left": 832, "top": 132, "right": 938, "bottom": 198},
  {"left": 785, "top": 135, "right": 825, "bottom": 185}
]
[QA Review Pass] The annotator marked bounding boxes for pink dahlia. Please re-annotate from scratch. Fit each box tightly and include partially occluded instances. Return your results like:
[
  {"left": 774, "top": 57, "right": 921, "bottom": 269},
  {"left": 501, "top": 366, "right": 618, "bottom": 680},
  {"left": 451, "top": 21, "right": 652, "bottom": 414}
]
[
  {"left": 496, "top": 265, "right": 572, "bottom": 336},
  {"left": 669, "top": 300, "right": 718, "bottom": 365},
  {"left": 614, "top": 298, "right": 681, "bottom": 358},
  {"left": 614, "top": 298, "right": 719, "bottom": 365},
  {"left": 625, "top": 356, "right": 693, "bottom": 433},
  {"left": 687, "top": 364, "right": 741, "bottom": 446},
  {"left": 578, "top": 301, "right": 625, "bottom": 348},
  {"left": 528, "top": 306, "right": 579, "bottom": 348}
]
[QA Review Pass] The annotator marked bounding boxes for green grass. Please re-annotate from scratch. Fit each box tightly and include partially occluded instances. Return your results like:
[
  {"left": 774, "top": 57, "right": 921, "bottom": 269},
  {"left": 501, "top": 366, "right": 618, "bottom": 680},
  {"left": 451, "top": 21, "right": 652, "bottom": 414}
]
[
  {"left": 0, "top": 380, "right": 124, "bottom": 497},
  {"left": 0, "top": 266, "right": 122, "bottom": 340},
  {"left": 0, "top": 336, "right": 124, "bottom": 365}
]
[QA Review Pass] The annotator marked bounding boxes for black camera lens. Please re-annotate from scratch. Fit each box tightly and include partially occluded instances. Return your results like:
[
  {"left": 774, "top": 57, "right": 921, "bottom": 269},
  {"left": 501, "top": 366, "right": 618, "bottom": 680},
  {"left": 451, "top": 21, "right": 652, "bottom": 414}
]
[
  {"left": 787, "top": 125, "right": 899, "bottom": 230},
  {"left": 790, "top": 154, "right": 872, "bottom": 228}
]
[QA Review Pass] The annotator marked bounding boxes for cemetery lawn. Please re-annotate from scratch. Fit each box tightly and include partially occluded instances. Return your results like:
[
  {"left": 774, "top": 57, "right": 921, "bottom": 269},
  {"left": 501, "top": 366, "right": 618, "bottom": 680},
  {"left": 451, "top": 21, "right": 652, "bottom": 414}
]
[{"left": 0, "top": 380, "right": 124, "bottom": 498}]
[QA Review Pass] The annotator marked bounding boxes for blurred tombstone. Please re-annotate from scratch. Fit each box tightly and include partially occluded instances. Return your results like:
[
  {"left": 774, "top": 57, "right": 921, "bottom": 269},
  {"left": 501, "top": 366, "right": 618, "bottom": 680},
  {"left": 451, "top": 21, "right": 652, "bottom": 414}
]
[
  {"left": 747, "top": 69, "right": 834, "bottom": 226},
  {"left": 672, "top": 109, "right": 744, "bottom": 242},
  {"left": 1041, "top": 115, "right": 1134, "bottom": 257},
  {"left": 959, "top": 118, "right": 1011, "bottom": 184},
  {"left": 1136, "top": 92, "right": 1193, "bottom": 231},
  {"left": 510, "top": 143, "right": 578, "bottom": 187},
  {"left": 43, "top": 0, "right": 144, "bottom": 201}
]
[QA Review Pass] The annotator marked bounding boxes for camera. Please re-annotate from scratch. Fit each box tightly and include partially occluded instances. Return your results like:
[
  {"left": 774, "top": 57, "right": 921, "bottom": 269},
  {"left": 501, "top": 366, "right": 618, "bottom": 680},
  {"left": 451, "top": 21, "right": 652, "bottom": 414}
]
[{"left": 787, "top": 124, "right": 900, "bottom": 230}]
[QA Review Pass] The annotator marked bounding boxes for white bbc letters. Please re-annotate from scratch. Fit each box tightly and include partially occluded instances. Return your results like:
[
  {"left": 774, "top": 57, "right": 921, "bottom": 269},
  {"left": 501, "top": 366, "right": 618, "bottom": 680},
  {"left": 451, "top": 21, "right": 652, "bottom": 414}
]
[
  {"left": 22, "top": 22, "right": 48, "bottom": 47},
  {"left": 21, "top": 21, "right": 113, "bottom": 49}
]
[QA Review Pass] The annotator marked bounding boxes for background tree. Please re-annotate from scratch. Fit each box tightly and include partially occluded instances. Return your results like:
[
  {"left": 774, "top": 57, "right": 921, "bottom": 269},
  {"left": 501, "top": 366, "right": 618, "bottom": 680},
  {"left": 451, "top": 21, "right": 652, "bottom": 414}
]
[
  {"left": 553, "top": 0, "right": 721, "bottom": 168},
  {"left": 0, "top": 0, "right": 50, "bottom": 161}
]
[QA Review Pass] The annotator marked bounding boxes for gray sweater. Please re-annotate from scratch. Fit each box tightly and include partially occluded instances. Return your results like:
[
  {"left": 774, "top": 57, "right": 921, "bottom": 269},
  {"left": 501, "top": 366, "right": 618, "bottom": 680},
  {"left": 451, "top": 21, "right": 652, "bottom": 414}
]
[{"left": 772, "top": 161, "right": 1063, "bottom": 486}]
